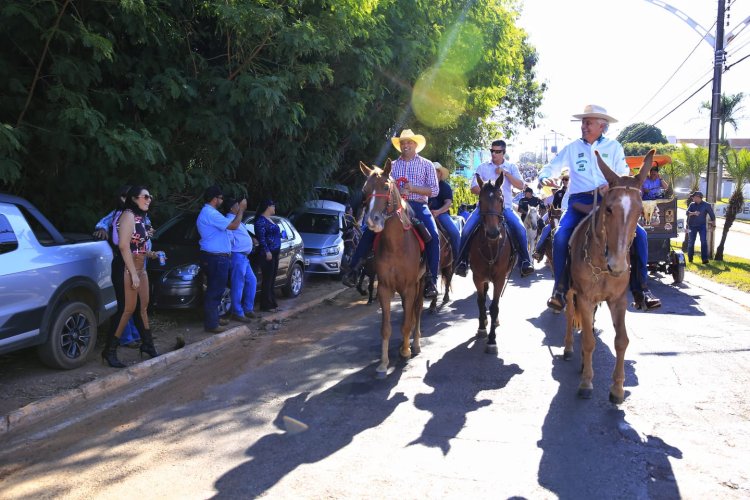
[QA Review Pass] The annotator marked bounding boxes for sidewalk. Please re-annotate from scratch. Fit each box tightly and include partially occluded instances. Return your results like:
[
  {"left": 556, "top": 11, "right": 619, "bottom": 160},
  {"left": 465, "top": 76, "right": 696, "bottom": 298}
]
[{"left": 0, "top": 275, "right": 354, "bottom": 435}]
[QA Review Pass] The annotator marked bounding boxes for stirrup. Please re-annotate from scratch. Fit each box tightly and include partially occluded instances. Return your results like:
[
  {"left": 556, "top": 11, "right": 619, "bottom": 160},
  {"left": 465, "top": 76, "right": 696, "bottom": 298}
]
[
  {"left": 454, "top": 261, "right": 468, "bottom": 277},
  {"left": 547, "top": 292, "right": 565, "bottom": 312}
]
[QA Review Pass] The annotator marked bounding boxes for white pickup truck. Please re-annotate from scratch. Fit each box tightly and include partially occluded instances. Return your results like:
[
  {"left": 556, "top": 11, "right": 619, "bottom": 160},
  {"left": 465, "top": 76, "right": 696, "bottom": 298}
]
[{"left": 0, "top": 193, "right": 117, "bottom": 369}]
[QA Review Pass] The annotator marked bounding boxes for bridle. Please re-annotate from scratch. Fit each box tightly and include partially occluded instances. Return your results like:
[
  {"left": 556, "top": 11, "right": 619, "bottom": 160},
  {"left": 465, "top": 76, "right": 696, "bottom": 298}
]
[
  {"left": 583, "top": 185, "right": 642, "bottom": 281},
  {"left": 477, "top": 185, "right": 507, "bottom": 264},
  {"left": 364, "top": 175, "right": 408, "bottom": 221}
]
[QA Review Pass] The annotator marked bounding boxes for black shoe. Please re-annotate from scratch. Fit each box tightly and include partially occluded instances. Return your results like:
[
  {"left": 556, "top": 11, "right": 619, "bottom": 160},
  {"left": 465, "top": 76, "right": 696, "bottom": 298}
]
[
  {"left": 688, "top": 256, "right": 693, "bottom": 263},
  {"left": 244, "top": 311, "right": 258, "bottom": 319},
  {"left": 520, "top": 261, "right": 534, "bottom": 277},
  {"left": 633, "top": 290, "right": 661, "bottom": 311},
  {"left": 424, "top": 281, "right": 438, "bottom": 299},
  {"left": 702, "top": 260, "right": 709, "bottom": 264},
  {"left": 205, "top": 325, "right": 228, "bottom": 333},
  {"left": 139, "top": 329, "right": 159, "bottom": 359},
  {"left": 219, "top": 317, "right": 230, "bottom": 326},
  {"left": 454, "top": 261, "right": 468, "bottom": 277},
  {"left": 546, "top": 292, "right": 565, "bottom": 312},
  {"left": 532, "top": 251, "right": 543, "bottom": 263},
  {"left": 231, "top": 313, "right": 252, "bottom": 323},
  {"left": 101, "top": 344, "right": 126, "bottom": 368}
]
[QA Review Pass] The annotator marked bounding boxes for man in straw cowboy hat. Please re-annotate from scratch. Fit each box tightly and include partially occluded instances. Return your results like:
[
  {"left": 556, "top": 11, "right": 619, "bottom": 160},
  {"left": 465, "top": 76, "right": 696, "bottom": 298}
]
[
  {"left": 538, "top": 104, "right": 661, "bottom": 312},
  {"left": 343, "top": 129, "right": 441, "bottom": 298},
  {"left": 429, "top": 161, "right": 460, "bottom": 265},
  {"left": 454, "top": 139, "right": 536, "bottom": 278}
]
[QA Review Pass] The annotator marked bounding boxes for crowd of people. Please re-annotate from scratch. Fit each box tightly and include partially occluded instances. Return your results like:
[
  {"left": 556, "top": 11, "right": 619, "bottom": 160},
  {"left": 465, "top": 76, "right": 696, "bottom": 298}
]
[{"left": 94, "top": 184, "right": 282, "bottom": 367}]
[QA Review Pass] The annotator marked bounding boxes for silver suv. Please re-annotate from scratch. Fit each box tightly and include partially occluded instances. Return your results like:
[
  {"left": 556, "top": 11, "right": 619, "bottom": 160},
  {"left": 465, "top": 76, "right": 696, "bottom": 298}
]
[{"left": 0, "top": 194, "right": 116, "bottom": 369}]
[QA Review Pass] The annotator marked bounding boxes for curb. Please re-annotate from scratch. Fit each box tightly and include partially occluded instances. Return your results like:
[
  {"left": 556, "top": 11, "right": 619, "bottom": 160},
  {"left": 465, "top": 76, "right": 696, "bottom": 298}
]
[{"left": 1, "top": 284, "right": 352, "bottom": 436}]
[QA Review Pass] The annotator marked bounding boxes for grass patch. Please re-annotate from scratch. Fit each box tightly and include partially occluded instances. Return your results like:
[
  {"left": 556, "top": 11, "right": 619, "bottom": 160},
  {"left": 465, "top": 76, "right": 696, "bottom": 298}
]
[{"left": 671, "top": 240, "right": 750, "bottom": 292}]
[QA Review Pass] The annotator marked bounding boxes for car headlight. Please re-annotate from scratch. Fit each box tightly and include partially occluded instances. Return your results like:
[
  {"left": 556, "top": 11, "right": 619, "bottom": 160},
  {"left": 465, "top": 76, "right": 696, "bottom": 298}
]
[
  {"left": 165, "top": 264, "right": 201, "bottom": 281},
  {"left": 321, "top": 245, "right": 340, "bottom": 256}
]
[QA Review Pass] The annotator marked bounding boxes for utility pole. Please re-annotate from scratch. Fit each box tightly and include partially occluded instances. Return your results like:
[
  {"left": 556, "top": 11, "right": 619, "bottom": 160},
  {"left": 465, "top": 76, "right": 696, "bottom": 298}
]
[{"left": 706, "top": 0, "right": 726, "bottom": 257}]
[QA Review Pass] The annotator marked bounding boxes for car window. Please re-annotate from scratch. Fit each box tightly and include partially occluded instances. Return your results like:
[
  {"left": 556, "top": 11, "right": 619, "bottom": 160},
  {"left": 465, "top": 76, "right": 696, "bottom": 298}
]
[
  {"left": 293, "top": 212, "right": 339, "bottom": 235},
  {"left": 0, "top": 214, "right": 19, "bottom": 255},
  {"left": 17, "top": 205, "right": 55, "bottom": 245},
  {"left": 156, "top": 214, "right": 199, "bottom": 244}
]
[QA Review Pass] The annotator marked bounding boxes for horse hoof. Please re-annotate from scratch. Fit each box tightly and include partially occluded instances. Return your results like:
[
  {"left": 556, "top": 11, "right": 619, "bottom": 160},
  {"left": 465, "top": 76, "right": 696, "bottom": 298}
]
[
  {"left": 577, "top": 387, "right": 593, "bottom": 399},
  {"left": 476, "top": 328, "right": 487, "bottom": 338},
  {"left": 563, "top": 350, "right": 573, "bottom": 361},
  {"left": 375, "top": 369, "right": 387, "bottom": 379},
  {"left": 485, "top": 344, "right": 498, "bottom": 354},
  {"left": 609, "top": 392, "right": 624, "bottom": 405},
  {"left": 399, "top": 349, "right": 411, "bottom": 360}
]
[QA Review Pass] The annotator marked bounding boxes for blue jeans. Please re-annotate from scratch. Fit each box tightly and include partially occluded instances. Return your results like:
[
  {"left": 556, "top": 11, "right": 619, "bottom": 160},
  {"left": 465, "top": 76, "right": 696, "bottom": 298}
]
[
  {"left": 687, "top": 225, "right": 708, "bottom": 262},
  {"left": 436, "top": 212, "right": 460, "bottom": 263},
  {"left": 350, "top": 201, "right": 439, "bottom": 285},
  {"left": 551, "top": 193, "right": 650, "bottom": 294},
  {"left": 457, "top": 207, "right": 531, "bottom": 266},
  {"left": 199, "top": 252, "right": 230, "bottom": 329},
  {"left": 230, "top": 252, "right": 257, "bottom": 316}
]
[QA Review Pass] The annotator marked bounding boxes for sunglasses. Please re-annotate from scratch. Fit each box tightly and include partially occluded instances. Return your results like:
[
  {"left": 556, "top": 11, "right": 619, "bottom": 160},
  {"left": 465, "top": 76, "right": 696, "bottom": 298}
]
[
  {"left": 137, "top": 194, "right": 153, "bottom": 201},
  {"left": 490, "top": 149, "right": 505, "bottom": 154}
]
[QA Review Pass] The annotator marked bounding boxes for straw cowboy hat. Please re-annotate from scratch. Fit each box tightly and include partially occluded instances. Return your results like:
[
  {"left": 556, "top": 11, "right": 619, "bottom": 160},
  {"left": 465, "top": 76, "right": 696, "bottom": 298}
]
[
  {"left": 391, "top": 129, "right": 427, "bottom": 153},
  {"left": 433, "top": 162, "right": 450, "bottom": 179},
  {"left": 572, "top": 104, "right": 618, "bottom": 123}
]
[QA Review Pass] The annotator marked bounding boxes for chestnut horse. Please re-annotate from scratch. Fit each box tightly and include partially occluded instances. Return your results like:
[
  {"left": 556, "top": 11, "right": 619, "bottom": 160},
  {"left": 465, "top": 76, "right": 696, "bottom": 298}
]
[
  {"left": 469, "top": 174, "right": 516, "bottom": 354},
  {"left": 563, "top": 150, "right": 653, "bottom": 404},
  {"left": 359, "top": 159, "right": 425, "bottom": 376}
]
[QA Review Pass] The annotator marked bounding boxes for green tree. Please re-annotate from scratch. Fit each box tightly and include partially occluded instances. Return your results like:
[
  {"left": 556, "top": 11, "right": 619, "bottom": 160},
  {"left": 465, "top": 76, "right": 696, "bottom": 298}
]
[
  {"left": 616, "top": 123, "right": 667, "bottom": 144},
  {"left": 714, "top": 148, "right": 750, "bottom": 261},
  {"left": 671, "top": 144, "right": 708, "bottom": 193}
]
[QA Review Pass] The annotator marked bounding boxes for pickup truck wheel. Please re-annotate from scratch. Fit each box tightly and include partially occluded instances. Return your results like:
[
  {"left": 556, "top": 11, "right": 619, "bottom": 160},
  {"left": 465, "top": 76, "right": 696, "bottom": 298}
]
[
  {"left": 38, "top": 301, "right": 97, "bottom": 370},
  {"left": 283, "top": 263, "right": 304, "bottom": 297}
]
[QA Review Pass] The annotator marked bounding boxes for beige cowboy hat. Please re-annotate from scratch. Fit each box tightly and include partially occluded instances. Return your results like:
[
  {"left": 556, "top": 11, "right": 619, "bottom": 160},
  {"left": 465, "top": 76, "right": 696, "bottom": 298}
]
[
  {"left": 572, "top": 104, "right": 618, "bottom": 123},
  {"left": 391, "top": 129, "right": 427, "bottom": 153},
  {"left": 433, "top": 162, "right": 449, "bottom": 179}
]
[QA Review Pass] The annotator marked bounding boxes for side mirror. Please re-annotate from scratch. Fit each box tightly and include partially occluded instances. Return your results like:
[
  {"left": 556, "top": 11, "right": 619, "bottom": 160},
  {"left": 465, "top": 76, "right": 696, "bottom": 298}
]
[{"left": 281, "top": 229, "right": 288, "bottom": 239}]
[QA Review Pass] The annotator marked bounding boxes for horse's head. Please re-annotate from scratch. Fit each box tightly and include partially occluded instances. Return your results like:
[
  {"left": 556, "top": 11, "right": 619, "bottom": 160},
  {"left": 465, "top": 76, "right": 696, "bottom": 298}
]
[
  {"left": 593, "top": 149, "right": 653, "bottom": 276},
  {"left": 359, "top": 159, "right": 401, "bottom": 233},
  {"left": 476, "top": 173, "right": 505, "bottom": 239},
  {"left": 526, "top": 205, "right": 540, "bottom": 228}
]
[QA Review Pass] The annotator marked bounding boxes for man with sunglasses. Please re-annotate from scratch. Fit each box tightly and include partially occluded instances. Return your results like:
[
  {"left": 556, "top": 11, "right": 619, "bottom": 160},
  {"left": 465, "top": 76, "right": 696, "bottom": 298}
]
[
  {"left": 454, "top": 139, "right": 535, "bottom": 278},
  {"left": 197, "top": 186, "right": 247, "bottom": 333}
]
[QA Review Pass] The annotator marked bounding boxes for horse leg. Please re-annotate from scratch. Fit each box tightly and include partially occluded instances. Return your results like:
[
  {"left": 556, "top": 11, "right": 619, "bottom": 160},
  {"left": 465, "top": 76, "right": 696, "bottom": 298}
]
[
  {"left": 576, "top": 298, "right": 596, "bottom": 399},
  {"left": 398, "top": 283, "right": 418, "bottom": 361},
  {"left": 412, "top": 279, "right": 424, "bottom": 356},
  {"left": 485, "top": 283, "right": 501, "bottom": 354},
  {"left": 442, "top": 269, "right": 452, "bottom": 305},
  {"left": 376, "top": 287, "right": 394, "bottom": 377},
  {"left": 563, "top": 290, "right": 576, "bottom": 360},
  {"left": 367, "top": 274, "right": 375, "bottom": 304},
  {"left": 608, "top": 297, "right": 629, "bottom": 404},
  {"left": 474, "top": 279, "right": 487, "bottom": 338}
]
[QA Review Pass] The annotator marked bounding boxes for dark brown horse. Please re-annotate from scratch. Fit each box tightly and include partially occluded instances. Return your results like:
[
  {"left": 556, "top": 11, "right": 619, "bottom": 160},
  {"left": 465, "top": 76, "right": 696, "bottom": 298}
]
[
  {"left": 469, "top": 174, "right": 515, "bottom": 354},
  {"left": 563, "top": 150, "right": 653, "bottom": 404},
  {"left": 537, "top": 206, "right": 562, "bottom": 271},
  {"left": 359, "top": 159, "right": 425, "bottom": 376},
  {"left": 428, "top": 224, "right": 454, "bottom": 313}
]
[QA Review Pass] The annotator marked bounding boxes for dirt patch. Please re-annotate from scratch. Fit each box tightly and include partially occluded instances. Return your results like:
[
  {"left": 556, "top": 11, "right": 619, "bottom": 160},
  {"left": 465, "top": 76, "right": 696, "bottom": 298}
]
[{"left": 0, "top": 275, "right": 355, "bottom": 417}]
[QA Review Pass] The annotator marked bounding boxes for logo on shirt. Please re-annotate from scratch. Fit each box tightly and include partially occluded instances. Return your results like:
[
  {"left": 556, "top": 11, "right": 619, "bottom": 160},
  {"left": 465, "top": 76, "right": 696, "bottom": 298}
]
[
  {"left": 576, "top": 159, "right": 587, "bottom": 171},
  {"left": 577, "top": 153, "right": 584, "bottom": 158},
  {"left": 601, "top": 153, "right": 609, "bottom": 158}
]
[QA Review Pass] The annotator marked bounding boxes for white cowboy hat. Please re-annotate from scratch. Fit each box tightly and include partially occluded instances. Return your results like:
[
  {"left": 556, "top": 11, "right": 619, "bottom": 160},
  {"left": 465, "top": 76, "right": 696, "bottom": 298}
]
[
  {"left": 572, "top": 104, "right": 618, "bottom": 123},
  {"left": 391, "top": 129, "right": 427, "bottom": 153},
  {"left": 433, "top": 162, "right": 449, "bottom": 179}
]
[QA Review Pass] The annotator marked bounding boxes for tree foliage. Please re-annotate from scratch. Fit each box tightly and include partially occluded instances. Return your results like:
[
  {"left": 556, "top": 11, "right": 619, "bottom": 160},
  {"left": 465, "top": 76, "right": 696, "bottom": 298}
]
[
  {"left": 671, "top": 144, "right": 708, "bottom": 193},
  {"left": 0, "top": 0, "right": 544, "bottom": 231},
  {"left": 616, "top": 123, "right": 667, "bottom": 144},
  {"left": 715, "top": 148, "right": 750, "bottom": 260}
]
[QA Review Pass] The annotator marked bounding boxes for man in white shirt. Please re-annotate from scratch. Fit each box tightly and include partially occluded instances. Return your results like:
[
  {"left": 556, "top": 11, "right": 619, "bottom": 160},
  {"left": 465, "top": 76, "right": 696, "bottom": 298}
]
[
  {"left": 538, "top": 104, "right": 660, "bottom": 312},
  {"left": 454, "top": 139, "right": 535, "bottom": 278}
]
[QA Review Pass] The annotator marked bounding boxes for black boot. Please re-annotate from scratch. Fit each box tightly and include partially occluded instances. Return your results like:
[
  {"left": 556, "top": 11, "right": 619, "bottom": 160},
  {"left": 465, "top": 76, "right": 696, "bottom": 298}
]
[
  {"left": 342, "top": 261, "right": 363, "bottom": 288},
  {"left": 139, "top": 328, "right": 160, "bottom": 359},
  {"left": 102, "top": 333, "right": 126, "bottom": 368}
]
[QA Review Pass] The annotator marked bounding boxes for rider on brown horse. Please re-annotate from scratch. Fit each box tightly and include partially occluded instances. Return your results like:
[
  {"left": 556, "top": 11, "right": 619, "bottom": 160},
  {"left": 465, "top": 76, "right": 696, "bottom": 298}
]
[
  {"left": 454, "top": 139, "right": 535, "bottom": 278},
  {"left": 538, "top": 104, "right": 661, "bottom": 312},
  {"left": 532, "top": 174, "right": 568, "bottom": 261},
  {"left": 343, "top": 129, "right": 441, "bottom": 299}
]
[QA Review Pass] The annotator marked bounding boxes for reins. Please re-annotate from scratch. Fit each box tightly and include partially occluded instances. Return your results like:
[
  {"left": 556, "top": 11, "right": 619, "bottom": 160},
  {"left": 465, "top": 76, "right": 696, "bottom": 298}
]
[{"left": 477, "top": 187, "right": 507, "bottom": 264}]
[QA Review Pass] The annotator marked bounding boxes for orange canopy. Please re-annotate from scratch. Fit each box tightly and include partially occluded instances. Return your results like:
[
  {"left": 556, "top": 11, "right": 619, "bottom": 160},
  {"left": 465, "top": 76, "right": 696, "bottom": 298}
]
[{"left": 625, "top": 155, "right": 671, "bottom": 175}]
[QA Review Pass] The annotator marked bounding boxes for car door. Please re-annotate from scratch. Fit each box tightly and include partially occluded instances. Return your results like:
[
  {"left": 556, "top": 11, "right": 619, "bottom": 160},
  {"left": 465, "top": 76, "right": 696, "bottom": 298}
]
[{"left": 274, "top": 218, "right": 294, "bottom": 287}]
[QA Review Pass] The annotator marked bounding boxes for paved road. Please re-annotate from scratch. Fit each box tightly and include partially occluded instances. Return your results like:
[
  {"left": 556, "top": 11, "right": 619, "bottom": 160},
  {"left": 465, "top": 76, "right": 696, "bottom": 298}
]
[
  {"left": 678, "top": 208, "right": 749, "bottom": 259},
  {"left": 1, "top": 267, "right": 748, "bottom": 498}
]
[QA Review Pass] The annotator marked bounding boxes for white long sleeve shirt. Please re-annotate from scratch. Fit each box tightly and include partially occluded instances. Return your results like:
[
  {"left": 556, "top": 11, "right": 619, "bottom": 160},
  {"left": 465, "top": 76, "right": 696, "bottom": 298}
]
[{"left": 538, "top": 136, "right": 628, "bottom": 209}]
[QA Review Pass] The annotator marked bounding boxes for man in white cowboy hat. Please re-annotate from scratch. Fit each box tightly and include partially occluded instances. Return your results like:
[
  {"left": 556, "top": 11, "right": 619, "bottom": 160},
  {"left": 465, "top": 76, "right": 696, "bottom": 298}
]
[
  {"left": 343, "top": 129, "right": 441, "bottom": 298},
  {"left": 454, "top": 139, "right": 535, "bottom": 278},
  {"left": 428, "top": 161, "right": 460, "bottom": 266},
  {"left": 538, "top": 104, "right": 661, "bottom": 312}
]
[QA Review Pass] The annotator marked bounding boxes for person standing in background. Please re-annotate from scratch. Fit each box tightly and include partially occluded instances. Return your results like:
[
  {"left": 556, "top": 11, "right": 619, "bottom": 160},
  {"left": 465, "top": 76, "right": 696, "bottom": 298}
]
[
  {"left": 686, "top": 191, "right": 716, "bottom": 264},
  {"left": 255, "top": 199, "right": 281, "bottom": 312},
  {"left": 223, "top": 197, "right": 258, "bottom": 322}
]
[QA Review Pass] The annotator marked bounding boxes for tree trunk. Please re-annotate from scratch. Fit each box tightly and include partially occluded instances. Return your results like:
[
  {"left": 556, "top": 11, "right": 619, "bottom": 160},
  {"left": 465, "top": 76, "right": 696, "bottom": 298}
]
[{"left": 714, "top": 190, "right": 744, "bottom": 261}]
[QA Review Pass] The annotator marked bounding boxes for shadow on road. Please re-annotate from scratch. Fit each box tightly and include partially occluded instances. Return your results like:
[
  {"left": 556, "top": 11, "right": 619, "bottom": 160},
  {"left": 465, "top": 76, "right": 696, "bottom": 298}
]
[
  {"left": 211, "top": 363, "right": 407, "bottom": 498},
  {"left": 536, "top": 324, "right": 683, "bottom": 498},
  {"left": 408, "top": 339, "right": 522, "bottom": 455}
]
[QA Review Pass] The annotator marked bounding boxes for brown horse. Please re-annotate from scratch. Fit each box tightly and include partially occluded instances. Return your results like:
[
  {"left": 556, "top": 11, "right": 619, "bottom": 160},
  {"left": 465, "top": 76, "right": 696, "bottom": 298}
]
[
  {"left": 428, "top": 224, "right": 453, "bottom": 313},
  {"left": 469, "top": 174, "right": 516, "bottom": 354},
  {"left": 537, "top": 206, "right": 562, "bottom": 270},
  {"left": 359, "top": 159, "right": 425, "bottom": 377},
  {"left": 563, "top": 150, "right": 653, "bottom": 404}
]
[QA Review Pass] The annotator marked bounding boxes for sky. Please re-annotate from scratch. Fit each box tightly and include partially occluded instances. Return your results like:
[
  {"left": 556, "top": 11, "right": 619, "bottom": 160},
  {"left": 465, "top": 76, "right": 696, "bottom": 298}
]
[{"left": 511, "top": 0, "right": 750, "bottom": 157}]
